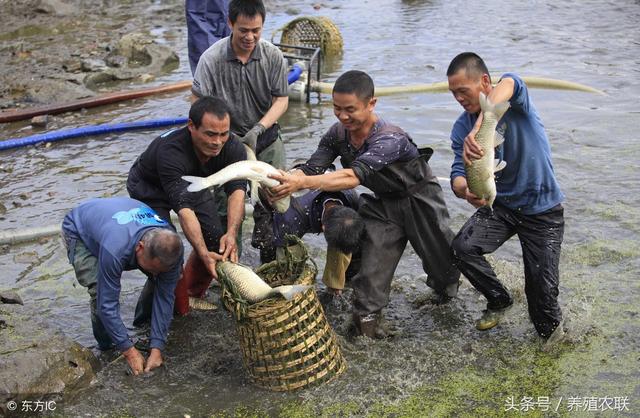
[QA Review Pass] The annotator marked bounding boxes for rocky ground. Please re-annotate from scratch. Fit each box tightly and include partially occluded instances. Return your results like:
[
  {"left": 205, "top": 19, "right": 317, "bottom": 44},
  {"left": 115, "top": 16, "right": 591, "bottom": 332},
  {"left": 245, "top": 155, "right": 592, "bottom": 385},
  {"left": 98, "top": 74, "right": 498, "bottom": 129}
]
[
  {"left": 0, "top": 0, "right": 186, "bottom": 109},
  {"left": 0, "top": 0, "right": 188, "bottom": 408},
  {"left": 0, "top": 293, "right": 99, "bottom": 415},
  {"left": 0, "top": 0, "right": 303, "bottom": 111}
]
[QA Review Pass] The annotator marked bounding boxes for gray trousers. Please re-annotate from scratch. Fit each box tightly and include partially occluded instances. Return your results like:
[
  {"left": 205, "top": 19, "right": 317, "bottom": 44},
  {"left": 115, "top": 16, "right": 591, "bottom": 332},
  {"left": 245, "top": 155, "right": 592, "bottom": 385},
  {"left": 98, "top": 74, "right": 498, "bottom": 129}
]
[{"left": 352, "top": 182, "right": 461, "bottom": 316}]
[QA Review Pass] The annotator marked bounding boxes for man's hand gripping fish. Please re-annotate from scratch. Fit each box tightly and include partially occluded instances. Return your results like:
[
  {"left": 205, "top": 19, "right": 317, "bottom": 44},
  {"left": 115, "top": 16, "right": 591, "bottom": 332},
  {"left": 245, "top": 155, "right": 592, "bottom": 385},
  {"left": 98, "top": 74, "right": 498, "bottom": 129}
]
[
  {"left": 216, "top": 261, "right": 310, "bottom": 303},
  {"left": 182, "top": 149, "right": 290, "bottom": 213},
  {"left": 465, "top": 92, "right": 510, "bottom": 207}
]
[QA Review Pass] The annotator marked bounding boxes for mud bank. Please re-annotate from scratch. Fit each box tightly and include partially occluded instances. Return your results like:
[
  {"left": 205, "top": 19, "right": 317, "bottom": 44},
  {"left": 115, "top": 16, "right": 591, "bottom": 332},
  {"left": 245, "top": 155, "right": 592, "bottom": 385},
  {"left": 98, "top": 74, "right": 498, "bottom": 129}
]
[
  {"left": 0, "top": 300, "right": 99, "bottom": 416},
  {"left": 0, "top": 0, "right": 184, "bottom": 109}
]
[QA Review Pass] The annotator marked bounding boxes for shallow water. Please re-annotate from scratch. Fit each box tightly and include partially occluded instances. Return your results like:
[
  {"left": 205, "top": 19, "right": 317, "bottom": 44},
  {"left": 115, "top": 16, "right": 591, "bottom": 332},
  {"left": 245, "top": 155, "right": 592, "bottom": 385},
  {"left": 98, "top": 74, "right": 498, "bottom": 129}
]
[{"left": 1, "top": 0, "right": 639, "bottom": 416}]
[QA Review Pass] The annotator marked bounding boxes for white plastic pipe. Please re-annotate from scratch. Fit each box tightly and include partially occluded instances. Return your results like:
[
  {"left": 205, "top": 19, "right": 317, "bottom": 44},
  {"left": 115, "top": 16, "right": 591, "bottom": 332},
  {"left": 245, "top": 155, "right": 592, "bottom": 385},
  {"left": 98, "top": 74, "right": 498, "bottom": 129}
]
[{"left": 0, "top": 204, "right": 254, "bottom": 247}]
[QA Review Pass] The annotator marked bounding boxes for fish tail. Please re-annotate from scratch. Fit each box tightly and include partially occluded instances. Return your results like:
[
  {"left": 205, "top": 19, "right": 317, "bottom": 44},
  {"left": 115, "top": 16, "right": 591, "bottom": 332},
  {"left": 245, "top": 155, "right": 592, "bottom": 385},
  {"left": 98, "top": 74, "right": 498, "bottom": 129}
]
[
  {"left": 244, "top": 144, "right": 257, "bottom": 161},
  {"left": 181, "top": 175, "right": 210, "bottom": 192},
  {"left": 250, "top": 180, "right": 260, "bottom": 206},
  {"left": 273, "top": 196, "right": 290, "bottom": 214},
  {"left": 243, "top": 145, "right": 264, "bottom": 206},
  {"left": 479, "top": 92, "right": 510, "bottom": 119},
  {"left": 274, "top": 284, "right": 312, "bottom": 300}
]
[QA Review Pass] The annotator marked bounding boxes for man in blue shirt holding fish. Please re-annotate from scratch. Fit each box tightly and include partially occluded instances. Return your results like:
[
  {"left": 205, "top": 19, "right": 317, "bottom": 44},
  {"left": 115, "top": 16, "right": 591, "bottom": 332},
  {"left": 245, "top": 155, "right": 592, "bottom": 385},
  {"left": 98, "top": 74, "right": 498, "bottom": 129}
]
[
  {"left": 62, "top": 197, "right": 183, "bottom": 375},
  {"left": 447, "top": 52, "right": 565, "bottom": 340},
  {"left": 127, "top": 96, "right": 247, "bottom": 316}
]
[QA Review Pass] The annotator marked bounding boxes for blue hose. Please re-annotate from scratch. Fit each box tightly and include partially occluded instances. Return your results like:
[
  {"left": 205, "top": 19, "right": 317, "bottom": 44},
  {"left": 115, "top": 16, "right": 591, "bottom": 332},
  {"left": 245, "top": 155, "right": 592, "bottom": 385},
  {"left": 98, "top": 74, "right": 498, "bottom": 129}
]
[
  {"left": 287, "top": 64, "right": 303, "bottom": 84},
  {"left": 1, "top": 64, "right": 304, "bottom": 152},
  {"left": 0, "top": 118, "right": 188, "bottom": 151}
]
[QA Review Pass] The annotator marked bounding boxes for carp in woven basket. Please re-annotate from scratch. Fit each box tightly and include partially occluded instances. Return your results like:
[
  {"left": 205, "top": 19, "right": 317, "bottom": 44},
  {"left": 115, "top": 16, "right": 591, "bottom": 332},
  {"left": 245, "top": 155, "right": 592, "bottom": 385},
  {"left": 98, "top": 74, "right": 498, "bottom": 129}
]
[{"left": 217, "top": 261, "right": 310, "bottom": 304}]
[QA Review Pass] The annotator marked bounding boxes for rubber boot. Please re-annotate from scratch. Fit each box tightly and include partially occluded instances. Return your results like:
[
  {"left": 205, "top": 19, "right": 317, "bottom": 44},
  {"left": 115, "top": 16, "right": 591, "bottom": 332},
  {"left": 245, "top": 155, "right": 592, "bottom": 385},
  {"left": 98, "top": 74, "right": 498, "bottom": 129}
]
[
  {"left": 133, "top": 278, "right": 155, "bottom": 327},
  {"left": 427, "top": 276, "right": 460, "bottom": 304},
  {"left": 352, "top": 313, "right": 390, "bottom": 339},
  {"left": 174, "top": 251, "right": 214, "bottom": 316},
  {"left": 475, "top": 299, "right": 513, "bottom": 331}
]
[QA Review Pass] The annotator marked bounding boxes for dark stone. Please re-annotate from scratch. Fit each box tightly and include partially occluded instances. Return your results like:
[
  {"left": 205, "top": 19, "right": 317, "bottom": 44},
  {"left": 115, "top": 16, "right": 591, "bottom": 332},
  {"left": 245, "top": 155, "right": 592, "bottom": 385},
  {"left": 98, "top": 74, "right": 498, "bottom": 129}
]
[
  {"left": 30, "top": 114, "right": 49, "bottom": 128},
  {"left": 81, "top": 58, "right": 107, "bottom": 72},
  {"left": 62, "top": 59, "right": 82, "bottom": 72},
  {"left": 0, "top": 291, "right": 23, "bottom": 305},
  {"left": 0, "top": 305, "right": 99, "bottom": 410},
  {"left": 85, "top": 32, "right": 178, "bottom": 89},
  {"left": 105, "top": 54, "right": 126, "bottom": 68},
  {"left": 33, "top": 0, "right": 76, "bottom": 16}
]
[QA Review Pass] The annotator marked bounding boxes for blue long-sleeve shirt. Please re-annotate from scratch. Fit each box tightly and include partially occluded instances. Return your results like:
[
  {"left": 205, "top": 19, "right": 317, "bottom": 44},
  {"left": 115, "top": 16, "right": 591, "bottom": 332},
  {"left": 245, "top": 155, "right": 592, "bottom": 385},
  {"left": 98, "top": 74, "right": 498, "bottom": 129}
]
[
  {"left": 450, "top": 73, "right": 564, "bottom": 215},
  {"left": 62, "top": 197, "right": 182, "bottom": 351}
]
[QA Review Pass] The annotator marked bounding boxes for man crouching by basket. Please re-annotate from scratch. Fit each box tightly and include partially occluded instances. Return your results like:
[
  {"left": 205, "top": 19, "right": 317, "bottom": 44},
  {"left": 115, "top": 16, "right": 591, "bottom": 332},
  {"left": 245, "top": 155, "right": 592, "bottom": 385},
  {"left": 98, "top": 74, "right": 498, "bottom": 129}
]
[
  {"left": 252, "top": 187, "right": 364, "bottom": 299},
  {"left": 127, "top": 96, "right": 247, "bottom": 316},
  {"left": 62, "top": 197, "right": 183, "bottom": 374},
  {"left": 269, "top": 70, "right": 461, "bottom": 339}
]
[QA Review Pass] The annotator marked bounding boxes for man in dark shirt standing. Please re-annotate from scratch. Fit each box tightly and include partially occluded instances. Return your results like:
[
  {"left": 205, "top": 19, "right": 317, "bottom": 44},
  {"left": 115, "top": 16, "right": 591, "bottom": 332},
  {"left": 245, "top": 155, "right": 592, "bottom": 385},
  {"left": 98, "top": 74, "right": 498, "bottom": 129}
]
[
  {"left": 127, "top": 96, "right": 246, "bottom": 316},
  {"left": 270, "top": 70, "right": 461, "bottom": 338},
  {"left": 190, "top": 0, "right": 289, "bottom": 256}
]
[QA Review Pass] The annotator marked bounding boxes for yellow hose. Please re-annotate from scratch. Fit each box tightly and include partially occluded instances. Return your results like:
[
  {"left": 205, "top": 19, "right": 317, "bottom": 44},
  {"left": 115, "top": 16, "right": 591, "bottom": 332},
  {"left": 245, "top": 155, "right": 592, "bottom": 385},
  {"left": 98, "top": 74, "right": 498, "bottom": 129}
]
[
  {"left": 518, "top": 76, "right": 604, "bottom": 94},
  {"left": 311, "top": 76, "right": 604, "bottom": 96}
]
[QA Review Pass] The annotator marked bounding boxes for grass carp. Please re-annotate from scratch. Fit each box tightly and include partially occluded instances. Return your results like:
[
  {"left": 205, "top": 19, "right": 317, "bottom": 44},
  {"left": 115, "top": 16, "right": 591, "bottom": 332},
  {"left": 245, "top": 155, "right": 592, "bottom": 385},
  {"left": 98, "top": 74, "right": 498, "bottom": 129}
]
[
  {"left": 216, "top": 261, "right": 310, "bottom": 303},
  {"left": 465, "top": 92, "right": 510, "bottom": 207},
  {"left": 182, "top": 157, "right": 290, "bottom": 213}
]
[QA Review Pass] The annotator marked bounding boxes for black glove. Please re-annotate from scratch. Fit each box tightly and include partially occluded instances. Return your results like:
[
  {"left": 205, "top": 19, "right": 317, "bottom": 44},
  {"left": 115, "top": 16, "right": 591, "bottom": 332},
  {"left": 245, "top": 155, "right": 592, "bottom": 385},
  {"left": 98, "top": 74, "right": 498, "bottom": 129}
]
[{"left": 240, "top": 123, "right": 266, "bottom": 152}]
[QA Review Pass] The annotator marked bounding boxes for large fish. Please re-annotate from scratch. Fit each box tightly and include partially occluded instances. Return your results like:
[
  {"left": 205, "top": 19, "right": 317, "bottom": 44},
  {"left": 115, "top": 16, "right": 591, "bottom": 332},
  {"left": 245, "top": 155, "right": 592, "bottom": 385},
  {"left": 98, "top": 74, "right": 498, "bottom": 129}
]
[
  {"left": 243, "top": 145, "right": 261, "bottom": 208},
  {"left": 465, "top": 92, "right": 510, "bottom": 207},
  {"left": 182, "top": 155, "right": 290, "bottom": 213},
  {"left": 217, "top": 261, "right": 310, "bottom": 303}
]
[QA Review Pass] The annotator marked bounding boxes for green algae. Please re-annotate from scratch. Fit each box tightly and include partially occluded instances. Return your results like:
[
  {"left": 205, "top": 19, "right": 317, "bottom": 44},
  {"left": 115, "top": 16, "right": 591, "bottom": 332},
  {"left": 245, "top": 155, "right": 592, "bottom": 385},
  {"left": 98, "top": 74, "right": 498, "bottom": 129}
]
[
  {"left": 264, "top": 333, "right": 635, "bottom": 418},
  {"left": 209, "top": 256, "right": 637, "bottom": 418},
  {"left": 585, "top": 202, "right": 640, "bottom": 234},
  {"left": 210, "top": 406, "right": 271, "bottom": 418},
  {"left": 564, "top": 239, "right": 638, "bottom": 267}
]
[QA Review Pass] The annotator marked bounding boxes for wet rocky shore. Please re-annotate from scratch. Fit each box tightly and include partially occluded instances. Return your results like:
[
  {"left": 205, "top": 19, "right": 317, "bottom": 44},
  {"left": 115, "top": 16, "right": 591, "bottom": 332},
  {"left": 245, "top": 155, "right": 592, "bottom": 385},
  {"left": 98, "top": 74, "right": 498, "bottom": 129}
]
[{"left": 0, "top": 0, "right": 184, "bottom": 110}]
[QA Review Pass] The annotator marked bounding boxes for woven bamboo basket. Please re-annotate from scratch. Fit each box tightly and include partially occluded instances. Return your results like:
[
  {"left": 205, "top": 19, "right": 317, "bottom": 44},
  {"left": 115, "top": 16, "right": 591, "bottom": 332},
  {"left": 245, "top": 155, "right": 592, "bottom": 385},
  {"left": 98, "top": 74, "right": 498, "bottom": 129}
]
[
  {"left": 273, "top": 16, "right": 343, "bottom": 57},
  {"left": 218, "top": 237, "right": 346, "bottom": 391}
]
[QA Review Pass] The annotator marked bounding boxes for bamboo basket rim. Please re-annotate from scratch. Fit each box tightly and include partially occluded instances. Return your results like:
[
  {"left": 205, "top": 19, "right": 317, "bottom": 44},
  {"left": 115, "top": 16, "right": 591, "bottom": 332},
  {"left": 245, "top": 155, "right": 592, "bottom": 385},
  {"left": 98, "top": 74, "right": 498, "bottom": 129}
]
[{"left": 272, "top": 16, "right": 343, "bottom": 57}]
